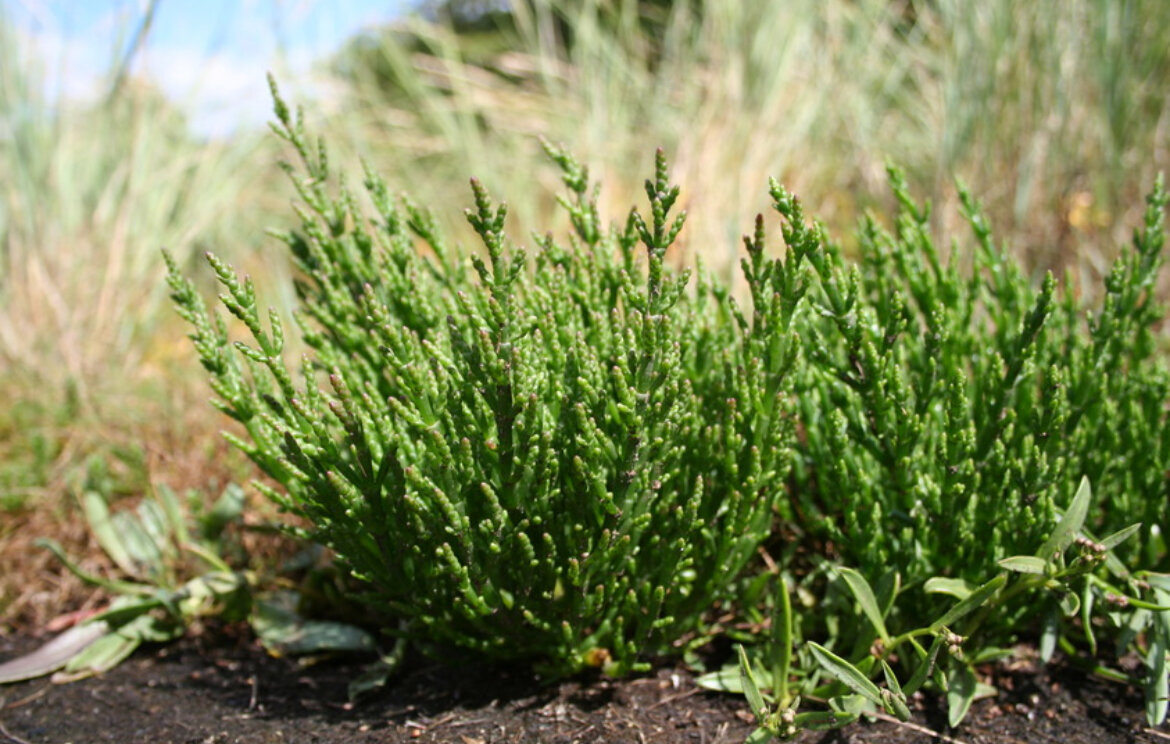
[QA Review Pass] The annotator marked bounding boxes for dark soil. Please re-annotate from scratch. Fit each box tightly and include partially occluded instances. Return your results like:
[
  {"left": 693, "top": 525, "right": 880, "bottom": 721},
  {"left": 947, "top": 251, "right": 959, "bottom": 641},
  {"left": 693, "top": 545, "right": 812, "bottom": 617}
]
[{"left": 1, "top": 627, "right": 1168, "bottom": 744}]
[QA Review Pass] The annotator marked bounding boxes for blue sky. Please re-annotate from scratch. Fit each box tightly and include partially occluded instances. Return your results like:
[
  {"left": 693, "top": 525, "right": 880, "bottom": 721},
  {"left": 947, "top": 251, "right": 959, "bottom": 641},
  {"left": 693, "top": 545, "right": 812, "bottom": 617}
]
[{"left": 4, "top": 0, "right": 412, "bottom": 137}]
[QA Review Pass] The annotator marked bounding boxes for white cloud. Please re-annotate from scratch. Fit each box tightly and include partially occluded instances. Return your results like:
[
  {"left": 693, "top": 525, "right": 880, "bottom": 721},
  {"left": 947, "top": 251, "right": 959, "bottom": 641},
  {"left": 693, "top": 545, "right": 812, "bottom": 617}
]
[
  {"left": 139, "top": 45, "right": 273, "bottom": 138},
  {"left": 6, "top": 3, "right": 129, "bottom": 106},
  {"left": 5, "top": 0, "right": 407, "bottom": 139}
]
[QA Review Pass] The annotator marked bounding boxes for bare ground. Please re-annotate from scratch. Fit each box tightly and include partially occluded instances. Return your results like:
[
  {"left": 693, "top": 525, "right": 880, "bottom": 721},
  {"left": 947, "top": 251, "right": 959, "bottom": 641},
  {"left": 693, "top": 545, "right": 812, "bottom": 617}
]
[{"left": 1, "top": 624, "right": 1168, "bottom": 744}]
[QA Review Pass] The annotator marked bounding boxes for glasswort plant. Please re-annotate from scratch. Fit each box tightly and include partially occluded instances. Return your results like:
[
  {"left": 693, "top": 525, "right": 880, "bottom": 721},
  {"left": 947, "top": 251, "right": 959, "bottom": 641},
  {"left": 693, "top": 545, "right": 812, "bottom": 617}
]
[
  {"left": 166, "top": 77, "right": 796, "bottom": 675},
  {"left": 782, "top": 166, "right": 1169, "bottom": 587},
  {"left": 701, "top": 168, "right": 1169, "bottom": 738}
]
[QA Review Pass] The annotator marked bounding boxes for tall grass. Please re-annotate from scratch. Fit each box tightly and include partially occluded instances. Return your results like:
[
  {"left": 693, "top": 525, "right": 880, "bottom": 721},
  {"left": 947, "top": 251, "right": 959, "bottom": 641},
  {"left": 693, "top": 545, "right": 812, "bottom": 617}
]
[
  {"left": 327, "top": 0, "right": 1170, "bottom": 287},
  {"left": 0, "top": 16, "right": 277, "bottom": 507},
  {"left": 924, "top": 0, "right": 1170, "bottom": 286}
]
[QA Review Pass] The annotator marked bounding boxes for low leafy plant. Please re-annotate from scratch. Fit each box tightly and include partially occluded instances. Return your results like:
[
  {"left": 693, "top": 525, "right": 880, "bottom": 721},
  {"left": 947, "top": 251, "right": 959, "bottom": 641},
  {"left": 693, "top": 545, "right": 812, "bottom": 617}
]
[
  {"left": 0, "top": 479, "right": 377, "bottom": 686},
  {"left": 0, "top": 483, "right": 250, "bottom": 683},
  {"left": 164, "top": 77, "right": 796, "bottom": 676},
  {"left": 725, "top": 478, "right": 1170, "bottom": 741}
]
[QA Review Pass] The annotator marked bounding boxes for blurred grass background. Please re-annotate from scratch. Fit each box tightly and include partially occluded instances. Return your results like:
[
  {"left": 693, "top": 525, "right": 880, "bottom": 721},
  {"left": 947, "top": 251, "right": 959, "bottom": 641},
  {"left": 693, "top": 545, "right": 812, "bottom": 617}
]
[{"left": 2, "top": 0, "right": 1169, "bottom": 628}]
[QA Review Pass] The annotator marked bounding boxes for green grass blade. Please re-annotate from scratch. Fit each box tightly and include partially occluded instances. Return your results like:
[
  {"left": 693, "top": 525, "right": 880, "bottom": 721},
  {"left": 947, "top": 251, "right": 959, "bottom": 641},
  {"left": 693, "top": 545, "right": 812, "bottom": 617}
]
[
  {"left": 1081, "top": 581, "right": 1097, "bottom": 656},
  {"left": 34, "top": 538, "right": 154, "bottom": 597},
  {"left": 737, "top": 644, "right": 769, "bottom": 721},
  {"left": 1099, "top": 523, "right": 1143, "bottom": 550},
  {"left": 772, "top": 575, "right": 793, "bottom": 705},
  {"left": 902, "top": 634, "right": 944, "bottom": 696}
]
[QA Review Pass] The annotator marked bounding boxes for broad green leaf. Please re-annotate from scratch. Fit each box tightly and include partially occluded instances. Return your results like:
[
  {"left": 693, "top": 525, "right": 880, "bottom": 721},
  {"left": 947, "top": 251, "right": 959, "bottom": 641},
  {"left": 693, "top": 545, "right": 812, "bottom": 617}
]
[
  {"left": 1102, "top": 549, "right": 1131, "bottom": 581},
  {"left": 808, "top": 642, "right": 883, "bottom": 707},
  {"left": 695, "top": 648, "right": 769, "bottom": 696},
  {"left": 1058, "top": 590, "right": 1080, "bottom": 618},
  {"left": 974, "top": 682, "right": 998, "bottom": 700},
  {"left": 135, "top": 499, "right": 174, "bottom": 559},
  {"left": 997, "top": 555, "right": 1047, "bottom": 574},
  {"left": 81, "top": 491, "right": 138, "bottom": 577},
  {"left": 882, "top": 688, "right": 912, "bottom": 722},
  {"left": 1156, "top": 587, "right": 1170, "bottom": 643},
  {"left": 112, "top": 511, "right": 163, "bottom": 578},
  {"left": 183, "top": 541, "right": 233, "bottom": 573},
  {"left": 177, "top": 572, "right": 249, "bottom": 620},
  {"left": 201, "top": 483, "right": 246, "bottom": 540},
  {"left": 695, "top": 664, "right": 744, "bottom": 694},
  {"left": 349, "top": 663, "right": 397, "bottom": 702},
  {"left": 190, "top": 570, "right": 246, "bottom": 597},
  {"left": 881, "top": 659, "right": 903, "bottom": 697},
  {"left": 155, "top": 484, "right": 191, "bottom": 547},
  {"left": 929, "top": 574, "right": 1007, "bottom": 632},
  {"left": 1037, "top": 476, "right": 1091, "bottom": 561},
  {"left": 114, "top": 612, "right": 183, "bottom": 644},
  {"left": 1117, "top": 607, "right": 1152, "bottom": 653},
  {"left": 61, "top": 632, "right": 139, "bottom": 678},
  {"left": 737, "top": 645, "right": 768, "bottom": 721},
  {"left": 273, "top": 621, "right": 376, "bottom": 656},
  {"left": 837, "top": 567, "right": 890, "bottom": 643},
  {"left": 924, "top": 576, "right": 975, "bottom": 600},
  {"left": 1100, "top": 523, "right": 1142, "bottom": 550},
  {"left": 946, "top": 663, "right": 977, "bottom": 727},
  {"left": 253, "top": 593, "right": 376, "bottom": 656},
  {"left": 830, "top": 693, "right": 871, "bottom": 717},
  {"left": 348, "top": 638, "right": 407, "bottom": 701}
]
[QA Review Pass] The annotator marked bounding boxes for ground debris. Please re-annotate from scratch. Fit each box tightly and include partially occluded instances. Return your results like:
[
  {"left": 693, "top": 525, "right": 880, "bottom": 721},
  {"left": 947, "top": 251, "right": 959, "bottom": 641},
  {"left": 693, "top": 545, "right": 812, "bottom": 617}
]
[{"left": 0, "top": 628, "right": 1166, "bottom": 744}]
